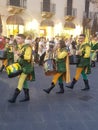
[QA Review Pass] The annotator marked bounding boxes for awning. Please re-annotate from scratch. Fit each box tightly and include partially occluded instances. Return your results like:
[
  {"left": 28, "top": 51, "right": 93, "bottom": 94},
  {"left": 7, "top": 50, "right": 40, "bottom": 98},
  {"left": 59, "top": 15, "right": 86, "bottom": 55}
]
[
  {"left": 6, "top": 14, "right": 24, "bottom": 25},
  {"left": 40, "top": 19, "right": 54, "bottom": 27},
  {"left": 64, "top": 21, "right": 75, "bottom": 29}
]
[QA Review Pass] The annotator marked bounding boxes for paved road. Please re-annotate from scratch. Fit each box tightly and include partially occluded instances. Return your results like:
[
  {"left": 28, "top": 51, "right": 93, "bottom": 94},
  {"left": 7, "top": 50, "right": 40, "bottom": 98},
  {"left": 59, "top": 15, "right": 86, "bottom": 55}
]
[{"left": 0, "top": 63, "right": 98, "bottom": 130}]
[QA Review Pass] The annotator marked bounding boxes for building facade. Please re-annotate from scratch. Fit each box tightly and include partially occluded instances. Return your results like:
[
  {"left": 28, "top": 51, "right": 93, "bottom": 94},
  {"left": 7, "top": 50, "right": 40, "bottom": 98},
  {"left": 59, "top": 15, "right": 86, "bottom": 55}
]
[{"left": 0, "top": 0, "right": 97, "bottom": 38}]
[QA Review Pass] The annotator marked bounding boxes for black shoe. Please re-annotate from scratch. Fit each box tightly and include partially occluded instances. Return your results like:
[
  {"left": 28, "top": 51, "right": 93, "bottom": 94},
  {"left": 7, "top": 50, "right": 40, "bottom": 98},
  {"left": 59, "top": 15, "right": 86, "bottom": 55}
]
[
  {"left": 81, "top": 79, "right": 90, "bottom": 91},
  {"left": 20, "top": 88, "right": 30, "bottom": 102},
  {"left": 66, "top": 78, "right": 77, "bottom": 89},
  {"left": 43, "top": 83, "right": 55, "bottom": 94},
  {"left": 43, "top": 88, "right": 50, "bottom": 94},
  {"left": 8, "top": 88, "right": 20, "bottom": 103},
  {"left": 56, "top": 83, "right": 64, "bottom": 94}
]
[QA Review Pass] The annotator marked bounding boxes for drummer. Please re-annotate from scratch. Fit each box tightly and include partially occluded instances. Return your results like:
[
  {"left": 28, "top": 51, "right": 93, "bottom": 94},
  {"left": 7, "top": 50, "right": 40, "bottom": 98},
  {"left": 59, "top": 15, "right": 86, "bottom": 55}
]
[
  {"left": 66, "top": 34, "right": 91, "bottom": 91},
  {"left": 43, "top": 39, "right": 70, "bottom": 94},
  {"left": 8, "top": 34, "right": 35, "bottom": 103},
  {"left": 0, "top": 37, "right": 14, "bottom": 72}
]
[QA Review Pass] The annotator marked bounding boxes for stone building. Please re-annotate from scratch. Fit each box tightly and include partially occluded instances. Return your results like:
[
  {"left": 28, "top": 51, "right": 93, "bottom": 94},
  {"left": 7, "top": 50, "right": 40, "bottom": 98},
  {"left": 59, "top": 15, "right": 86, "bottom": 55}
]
[{"left": 0, "top": 0, "right": 97, "bottom": 38}]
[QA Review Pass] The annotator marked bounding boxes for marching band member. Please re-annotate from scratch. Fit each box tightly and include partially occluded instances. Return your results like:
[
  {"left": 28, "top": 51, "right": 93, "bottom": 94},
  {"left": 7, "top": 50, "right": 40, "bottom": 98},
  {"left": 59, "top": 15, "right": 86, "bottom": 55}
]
[
  {"left": 66, "top": 34, "right": 91, "bottom": 91},
  {"left": 0, "top": 37, "right": 14, "bottom": 72},
  {"left": 8, "top": 34, "right": 35, "bottom": 103},
  {"left": 90, "top": 34, "right": 98, "bottom": 67},
  {"left": 43, "top": 40, "right": 70, "bottom": 94}
]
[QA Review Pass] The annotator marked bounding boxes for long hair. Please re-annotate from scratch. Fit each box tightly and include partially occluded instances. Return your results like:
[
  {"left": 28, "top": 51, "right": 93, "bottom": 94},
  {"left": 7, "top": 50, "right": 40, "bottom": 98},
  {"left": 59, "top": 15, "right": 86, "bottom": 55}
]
[
  {"left": 17, "top": 34, "right": 26, "bottom": 40},
  {"left": 59, "top": 40, "right": 66, "bottom": 49}
]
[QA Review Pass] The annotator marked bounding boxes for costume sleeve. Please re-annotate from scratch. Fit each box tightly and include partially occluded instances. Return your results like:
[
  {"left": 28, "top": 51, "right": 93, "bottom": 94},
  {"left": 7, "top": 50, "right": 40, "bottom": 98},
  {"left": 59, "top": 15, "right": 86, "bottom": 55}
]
[
  {"left": 92, "top": 43, "right": 98, "bottom": 50},
  {"left": 9, "top": 46, "right": 13, "bottom": 52},
  {"left": 58, "top": 51, "right": 68, "bottom": 59},
  {"left": 24, "top": 46, "right": 32, "bottom": 61},
  {"left": 84, "top": 46, "right": 91, "bottom": 58}
]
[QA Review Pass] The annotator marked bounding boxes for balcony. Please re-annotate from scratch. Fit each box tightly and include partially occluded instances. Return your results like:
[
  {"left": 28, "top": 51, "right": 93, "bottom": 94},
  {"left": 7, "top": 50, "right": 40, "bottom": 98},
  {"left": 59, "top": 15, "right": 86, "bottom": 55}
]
[
  {"left": 64, "top": 7, "right": 77, "bottom": 21},
  {"left": 83, "top": 12, "right": 93, "bottom": 24},
  {"left": 7, "top": 0, "right": 27, "bottom": 14},
  {"left": 41, "top": 2, "right": 56, "bottom": 18}
]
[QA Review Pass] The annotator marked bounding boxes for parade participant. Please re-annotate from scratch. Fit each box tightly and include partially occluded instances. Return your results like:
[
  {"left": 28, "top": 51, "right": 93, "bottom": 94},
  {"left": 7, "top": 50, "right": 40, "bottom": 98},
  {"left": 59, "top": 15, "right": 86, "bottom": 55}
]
[
  {"left": 66, "top": 34, "right": 91, "bottom": 91},
  {"left": 43, "top": 40, "right": 55, "bottom": 76},
  {"left": 90, "top": 34, "right": 98, "bottom": 67},
  {"left": 43, "top": 40, "right": 70, "bottom": 94},
  {"left": 0, "top": 37, "right": 14, "bottom": 72},
  {"left": 8, "top": 34, "right": 35, "bottom": 103}
]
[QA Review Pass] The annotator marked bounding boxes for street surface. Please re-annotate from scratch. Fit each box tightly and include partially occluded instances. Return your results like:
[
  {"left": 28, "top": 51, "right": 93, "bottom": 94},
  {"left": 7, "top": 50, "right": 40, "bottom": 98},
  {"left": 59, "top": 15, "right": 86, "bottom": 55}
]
[{"left": 0, "top": 63, "right": 98, "bottom": 130}]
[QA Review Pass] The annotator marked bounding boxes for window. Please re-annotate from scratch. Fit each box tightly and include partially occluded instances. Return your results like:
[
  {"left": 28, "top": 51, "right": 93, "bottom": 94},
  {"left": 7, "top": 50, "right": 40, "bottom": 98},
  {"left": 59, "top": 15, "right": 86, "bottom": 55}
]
[
  {"left": 10, "top": 0, "right": 20, "bottom": 6},
  {"left": 43, "top": 0, "right": 50, "bottom": 12},
  {"left": 85, "top": 0, "right": 90, "bottom": 18},
  {"left": 67, "top": 0, "right": 73, "bottom": 15}
]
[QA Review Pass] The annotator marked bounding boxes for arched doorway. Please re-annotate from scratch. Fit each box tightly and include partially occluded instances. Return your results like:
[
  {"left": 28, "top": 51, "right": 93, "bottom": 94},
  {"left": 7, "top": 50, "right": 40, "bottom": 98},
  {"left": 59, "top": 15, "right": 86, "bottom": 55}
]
[
  {"left": 6, "top": 14, "right": 24, "bottom": 36},
  {"left": 40, "top": 19, "right": 54, "bottom": 38}
]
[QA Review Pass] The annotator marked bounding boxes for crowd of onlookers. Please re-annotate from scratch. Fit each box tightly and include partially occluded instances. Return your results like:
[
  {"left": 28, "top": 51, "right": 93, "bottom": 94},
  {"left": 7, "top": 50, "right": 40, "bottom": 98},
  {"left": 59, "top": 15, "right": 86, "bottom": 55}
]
[{"left": 0, "top": 34, "right": 98, "bottom": 70}]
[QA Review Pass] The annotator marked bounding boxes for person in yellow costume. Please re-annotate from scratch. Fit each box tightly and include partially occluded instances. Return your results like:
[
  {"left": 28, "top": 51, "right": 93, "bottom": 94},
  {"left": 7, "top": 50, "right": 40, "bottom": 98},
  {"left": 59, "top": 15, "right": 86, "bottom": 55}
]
[
  {"left": 43, "top": 40, "right": 70, "bottom": 94},
  {"left": 0, "top": 37, "right": 14, "bottom": 72},
  {"left": 66, "top": 34, "right": 91, "bottom": 91},
  {"left": 90, "top": 34, "right": 98, "bottom": 67},
  {"left": 8, "top": 34, "right": 35, "bottom": 103}
]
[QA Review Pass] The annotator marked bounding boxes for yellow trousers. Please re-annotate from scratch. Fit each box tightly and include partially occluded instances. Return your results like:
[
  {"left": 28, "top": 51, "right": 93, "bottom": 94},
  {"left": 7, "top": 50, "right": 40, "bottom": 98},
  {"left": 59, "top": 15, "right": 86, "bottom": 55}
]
[
  {"left": 74, "top": 67, "right": 83, "bottom": 80},
  {"left": 3, "top": 59, "right": 8, "bottom": 67},
  {"left": 52, "top": 73, "right": 63, "bottom": 85},
  {"left": 17, "top": 73, "right": 27, "bottom": 91}
]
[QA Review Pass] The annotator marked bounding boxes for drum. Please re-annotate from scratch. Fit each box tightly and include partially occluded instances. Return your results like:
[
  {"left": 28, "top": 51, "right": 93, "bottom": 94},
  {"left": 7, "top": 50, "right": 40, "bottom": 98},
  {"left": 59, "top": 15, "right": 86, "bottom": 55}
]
[
  {"left": 43, "top": 59, "right": 57, "bottom": 76},
  {"left": 69, "top": 55, "right": 80, "bottom": 65},
  {"left": 6, "top": 63, "right": 22, "bottom": 78},
  {"left": 0, "top": 50, "right": 7, "bottom": 60}
]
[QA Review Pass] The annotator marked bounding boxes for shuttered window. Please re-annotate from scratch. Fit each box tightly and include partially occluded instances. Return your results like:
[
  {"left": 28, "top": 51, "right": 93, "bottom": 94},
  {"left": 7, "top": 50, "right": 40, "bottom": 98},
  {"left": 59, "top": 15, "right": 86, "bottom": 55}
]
[
  {"left": 43, "top": 0, "right": 50, "bottom": 12},
  {"left": 67, "top": 0, "right": 73, "bottom": 15},
  {"left": 85, "top": 0, "right": 90, "bottom": 17}
]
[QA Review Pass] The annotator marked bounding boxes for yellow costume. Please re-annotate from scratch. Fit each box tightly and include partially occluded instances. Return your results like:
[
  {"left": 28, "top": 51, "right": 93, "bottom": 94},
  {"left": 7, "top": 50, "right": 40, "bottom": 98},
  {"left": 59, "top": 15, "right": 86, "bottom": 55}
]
[
  {"left": 43, "top": 42, "right": 70, "bottom": 94},
  {"left": 8, "top": 34, "right": 35, "bottom": 103},
  {"left": 66, "top": 34, "right": 91, "bottom": 91},
  {"left": 0, "top": 42, "right": 14, "bottom": 72},
  {"left": 52, "top": 48, "right": 70, "bottom": 84}
]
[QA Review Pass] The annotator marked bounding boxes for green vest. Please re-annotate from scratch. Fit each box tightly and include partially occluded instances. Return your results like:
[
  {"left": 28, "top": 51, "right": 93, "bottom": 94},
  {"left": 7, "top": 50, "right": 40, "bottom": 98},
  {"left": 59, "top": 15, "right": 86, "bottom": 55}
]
[
  {"left": 6, "top": 47, "right": 14, "bottom": 65},
  {"left": 77, "top": 43, "right": 91, "bottom": 74},
  {"left": 56, "top": 58, "right": 66, "bottom": 73},
  {"left": 92, "top": 42, "right": 98, "bottom": 50},
  {"left": 56, "top": 47, "right": 67, "bottom": 73}
]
